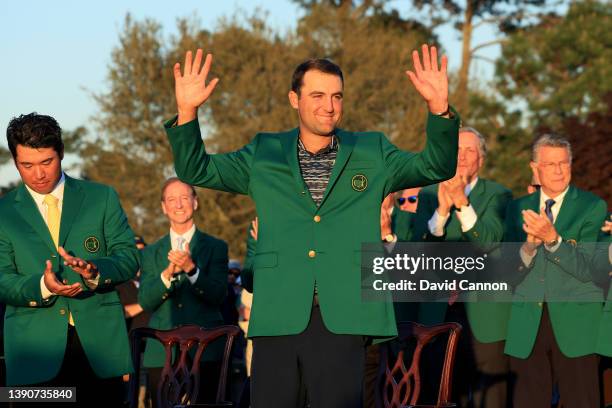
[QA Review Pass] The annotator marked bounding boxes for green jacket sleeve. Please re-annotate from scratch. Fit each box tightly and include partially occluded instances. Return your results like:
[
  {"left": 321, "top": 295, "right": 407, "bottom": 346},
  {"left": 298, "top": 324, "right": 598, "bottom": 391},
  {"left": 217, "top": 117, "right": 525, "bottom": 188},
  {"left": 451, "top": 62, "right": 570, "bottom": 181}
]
[
  {"left": 0, "top": 225, "right": 45, "bottom": 307},
  {"left": 190, "top": 239, "right": 228, "bottom": 305},
  {"left": 392, "top": 209, "right": 415, "bottom": 242},
  {"left": 383, "top": 111, "right": 459, "bottom": 195},
  {"left": 90, "top": 187, "right": 139, "bottom": 291},
  {"left": 544, "top": 199, "right": 607, "bottom": 283},
  {"left": 241, "top": 228, "right": 257, "bottom": 293},
  {"left": 138, "top": 246, "right": 176, "bottom": 313},
  {"left": 165, "top": 118, "right": 257, "bottom": 194},
  {"left": 463, "top": 188, "right": 513, "bottom": 244}
]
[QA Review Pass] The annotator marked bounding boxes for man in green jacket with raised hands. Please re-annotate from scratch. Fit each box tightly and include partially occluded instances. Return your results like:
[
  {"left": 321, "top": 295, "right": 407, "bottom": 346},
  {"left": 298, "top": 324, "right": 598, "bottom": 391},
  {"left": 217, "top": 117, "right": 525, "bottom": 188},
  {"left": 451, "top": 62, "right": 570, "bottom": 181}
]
[{"left": 164, "top": 45, "right": 459, "bottom": 408}]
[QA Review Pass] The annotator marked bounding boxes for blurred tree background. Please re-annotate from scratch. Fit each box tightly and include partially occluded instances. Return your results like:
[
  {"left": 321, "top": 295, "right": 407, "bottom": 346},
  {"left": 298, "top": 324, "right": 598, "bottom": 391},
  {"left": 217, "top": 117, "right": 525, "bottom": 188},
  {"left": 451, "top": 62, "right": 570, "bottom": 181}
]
[{"left": 2, "top": 0, "right": 609, "bottom": 257}]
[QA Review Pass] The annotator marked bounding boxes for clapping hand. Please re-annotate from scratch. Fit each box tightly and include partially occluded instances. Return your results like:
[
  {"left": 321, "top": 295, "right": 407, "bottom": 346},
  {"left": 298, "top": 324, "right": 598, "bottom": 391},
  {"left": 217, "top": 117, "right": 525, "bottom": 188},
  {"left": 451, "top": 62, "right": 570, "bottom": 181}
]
[
  {"left": 522, "top": 209, "right": 558, "bottom": 244},
  {"left": 58, "top": 247, "right": 99, "bottom": 280},
  {"left": 42, "top": 260, "right": 82, "bottom": 297},
  {"left": 167, "top": 246, "right": 195, "bottom": 273}
]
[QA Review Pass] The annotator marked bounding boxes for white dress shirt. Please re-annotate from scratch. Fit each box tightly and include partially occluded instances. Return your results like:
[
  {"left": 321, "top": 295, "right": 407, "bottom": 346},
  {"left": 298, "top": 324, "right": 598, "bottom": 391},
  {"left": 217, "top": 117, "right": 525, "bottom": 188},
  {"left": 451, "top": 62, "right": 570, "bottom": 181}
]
[
  {"left": 428, "top": 177, "right": 479, "bottom": 237},
  {"left": 520, "top": 187, "right": 568, "bottom": 266},
  {"left": 26, "top": 174, "right": 101, "bottom": 298},
  {"left": 160, "top": 224, "right": 200, "bottom": 288}
]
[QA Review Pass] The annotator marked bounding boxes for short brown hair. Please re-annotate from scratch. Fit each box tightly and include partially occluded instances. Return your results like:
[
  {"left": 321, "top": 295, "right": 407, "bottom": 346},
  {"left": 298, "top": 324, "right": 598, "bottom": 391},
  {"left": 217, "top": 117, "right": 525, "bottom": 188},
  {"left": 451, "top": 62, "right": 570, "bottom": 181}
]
[
  {"left": 160, "top": 177, "right": 197, "bottom": 201},
  {"left": 291, "top": 59, "right": 344, "bottom": 96}
]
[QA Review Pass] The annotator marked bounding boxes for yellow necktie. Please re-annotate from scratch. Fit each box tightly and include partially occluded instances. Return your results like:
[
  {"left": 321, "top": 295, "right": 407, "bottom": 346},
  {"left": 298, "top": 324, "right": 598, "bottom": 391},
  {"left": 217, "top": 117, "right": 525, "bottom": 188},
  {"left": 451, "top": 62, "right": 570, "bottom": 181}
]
[
  {"left": 43, "top": 194, "right": 60, "bottom": 248},
  {"left": 43, "top": 194, "right": 75, "bottom": 326}
]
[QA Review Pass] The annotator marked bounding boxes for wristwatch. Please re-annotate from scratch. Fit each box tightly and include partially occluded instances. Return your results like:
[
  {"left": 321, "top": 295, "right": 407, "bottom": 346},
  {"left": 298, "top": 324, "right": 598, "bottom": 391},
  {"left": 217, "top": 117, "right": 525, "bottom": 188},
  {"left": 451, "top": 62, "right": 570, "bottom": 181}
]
[
  {"left": 432, "top": 105, "right": 453, "bottom": 118},
  {"left": 186, "top": 266, "right": 198, "bottom": 277}
]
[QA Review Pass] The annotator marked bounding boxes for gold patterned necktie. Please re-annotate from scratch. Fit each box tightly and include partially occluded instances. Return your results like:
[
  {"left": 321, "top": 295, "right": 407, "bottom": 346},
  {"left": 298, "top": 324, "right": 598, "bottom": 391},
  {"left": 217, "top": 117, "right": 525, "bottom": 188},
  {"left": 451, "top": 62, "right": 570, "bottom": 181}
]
[{"left": 43, "top": 194, "right": 60, "bottom": 248}]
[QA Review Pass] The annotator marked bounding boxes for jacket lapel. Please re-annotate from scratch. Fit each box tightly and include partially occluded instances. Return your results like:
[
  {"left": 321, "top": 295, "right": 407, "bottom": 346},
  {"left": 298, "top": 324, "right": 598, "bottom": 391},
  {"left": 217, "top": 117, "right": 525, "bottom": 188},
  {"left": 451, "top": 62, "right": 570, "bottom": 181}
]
[
  {"left": 59, "top": 176, "right": 85, "bottom": 249},
  {"left": 14, "top": 184, "right": 57, "bottom": 253},
  {"left": 280, "top": 128, "right": 306, "bottom": 195},
  {"left": 467, "top": 178, "right": 485, "bottom": 214},
  {"left": 552, "top": 185, "right": 577, "bottom": 235},
  {"left": 318, "top": 129, "right": 356, "bottom": 210}
]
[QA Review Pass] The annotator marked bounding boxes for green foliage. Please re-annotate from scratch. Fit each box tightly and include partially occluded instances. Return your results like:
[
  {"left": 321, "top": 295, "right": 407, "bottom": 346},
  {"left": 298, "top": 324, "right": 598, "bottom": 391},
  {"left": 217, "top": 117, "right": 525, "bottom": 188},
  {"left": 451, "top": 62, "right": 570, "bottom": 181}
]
[
  {"left": 495, "top": 0, "right": 612, "bottom": 131},
  {"left": 0, "top": 146, "right": 10, "bottom": 166},
  {"left": 79, "top": 7, "right": 433, "bottom": 258}
]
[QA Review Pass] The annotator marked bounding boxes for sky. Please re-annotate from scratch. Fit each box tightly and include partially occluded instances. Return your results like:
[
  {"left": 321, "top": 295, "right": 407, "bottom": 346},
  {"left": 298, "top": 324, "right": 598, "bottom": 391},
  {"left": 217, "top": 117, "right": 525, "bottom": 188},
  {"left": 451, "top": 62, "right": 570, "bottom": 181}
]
[{"left": 0, "top": 0, "right": 500, "bottom": 183}]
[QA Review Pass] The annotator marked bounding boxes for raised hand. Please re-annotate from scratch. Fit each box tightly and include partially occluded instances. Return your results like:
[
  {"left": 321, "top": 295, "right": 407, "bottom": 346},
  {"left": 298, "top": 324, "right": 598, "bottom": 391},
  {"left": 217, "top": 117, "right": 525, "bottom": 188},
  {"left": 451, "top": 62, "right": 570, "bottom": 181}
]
[
  {"left": 406, "top": 44, "right": 449, "bottom": 114},
  {"left": 58, "top": 247, "right": 99, "bottom": 280},
  {"left": 174, "top": 49, "right": 220, "bottom": 125},
  {"left": 43, "top": 260, "right": 83, "bottom": 297}
]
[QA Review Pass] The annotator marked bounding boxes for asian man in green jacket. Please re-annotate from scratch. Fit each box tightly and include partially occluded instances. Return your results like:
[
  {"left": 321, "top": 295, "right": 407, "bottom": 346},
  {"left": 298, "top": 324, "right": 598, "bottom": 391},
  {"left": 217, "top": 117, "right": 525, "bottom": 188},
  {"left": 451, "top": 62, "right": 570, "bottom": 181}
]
[{"left": 0, "top": 113, "right": 139, "bottom": 406}]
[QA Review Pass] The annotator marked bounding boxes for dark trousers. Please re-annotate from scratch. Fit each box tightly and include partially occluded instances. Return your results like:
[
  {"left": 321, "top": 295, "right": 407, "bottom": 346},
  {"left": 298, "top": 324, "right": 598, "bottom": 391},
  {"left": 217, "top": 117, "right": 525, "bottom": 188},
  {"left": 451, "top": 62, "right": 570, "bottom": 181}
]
[
  {"left": 251, "top": 305, "right": 366, "bottom": 408},
  {"left": 446, "top": 304, "right": 509, "bottom": 408},
  {"left": 147, "top": 361, "right": 221, "bottom": 408},
  {"left": 11, "top": 325, "right": 125, "bottom": 408},
  {"left": 509, "top": 305, "right": 600, "bottom": 408}
]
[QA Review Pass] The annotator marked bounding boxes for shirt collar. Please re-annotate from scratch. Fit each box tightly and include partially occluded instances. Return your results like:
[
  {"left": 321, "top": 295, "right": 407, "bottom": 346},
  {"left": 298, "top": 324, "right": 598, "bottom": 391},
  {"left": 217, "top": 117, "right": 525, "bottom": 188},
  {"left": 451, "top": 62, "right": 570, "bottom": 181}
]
[
  {"left": 26, "top": 172, "right": 66, "bottom": 206},
  {"left": 465, "top": 176, "right": 479, "bottom": 196},
  {"left": 169, "top": 224, "right": 197, "bottom": 248},
  {"left": 540, "top": 186, "right": 569, "bottom": 207},
  {"left": 297, "top": 135, "right": 337, "bottom": 155}
]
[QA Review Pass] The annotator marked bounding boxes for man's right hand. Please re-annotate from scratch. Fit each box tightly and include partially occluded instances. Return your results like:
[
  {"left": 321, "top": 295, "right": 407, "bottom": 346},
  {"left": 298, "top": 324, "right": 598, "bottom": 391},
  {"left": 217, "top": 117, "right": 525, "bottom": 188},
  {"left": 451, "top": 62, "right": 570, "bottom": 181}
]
[
  {"left": 174, "top": 49, "right": 220, "bottom": 125},
  {"left": 43, "top": 260, "right": 82, "bottom": 297},
  {"left": 437, "top": 182, "right": 453, "bottom": 216},
  {"left": 161, "top": 262, "right": 181, "bottom": 282},
  {"left": 522, "top": 233, "right": 542, "bottom": 257}
]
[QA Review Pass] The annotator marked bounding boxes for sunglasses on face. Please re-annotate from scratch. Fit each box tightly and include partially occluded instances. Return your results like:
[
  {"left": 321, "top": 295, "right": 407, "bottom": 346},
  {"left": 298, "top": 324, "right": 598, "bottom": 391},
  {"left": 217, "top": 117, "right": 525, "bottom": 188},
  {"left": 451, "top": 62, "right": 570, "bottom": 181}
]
[{"left": 397, "top": 196, "right": 418, "bottom": 205}]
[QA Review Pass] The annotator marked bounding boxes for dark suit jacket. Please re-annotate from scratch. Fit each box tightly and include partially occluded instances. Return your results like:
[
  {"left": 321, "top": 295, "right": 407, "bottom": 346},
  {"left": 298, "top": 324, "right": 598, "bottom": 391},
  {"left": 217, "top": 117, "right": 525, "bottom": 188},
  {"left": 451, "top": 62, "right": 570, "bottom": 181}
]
[{"left": 139, "top": 228, "right": 228, "bottom": 367}]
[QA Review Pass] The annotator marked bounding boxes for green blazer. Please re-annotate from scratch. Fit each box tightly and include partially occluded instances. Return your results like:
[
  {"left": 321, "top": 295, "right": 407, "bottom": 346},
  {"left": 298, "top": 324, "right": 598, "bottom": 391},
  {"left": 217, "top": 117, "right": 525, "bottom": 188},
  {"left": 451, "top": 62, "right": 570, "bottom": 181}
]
[
  {"left": 0, "top": 176, "right": 139, "bottom": 385},
  {"left": 594, "top": 227, "right": 611, "bottom": 356},
  {"left": 139, "top": 229, "right": 228, "bottom": 367},
  {"left": 409, "top": 179, "right": 513, "bottom": 342},
  {"left": 503, "top": 185, "right": 607, "bottom": 358},
  {"left": 165, "top": 112, "right": 459, "bottom": 338}
]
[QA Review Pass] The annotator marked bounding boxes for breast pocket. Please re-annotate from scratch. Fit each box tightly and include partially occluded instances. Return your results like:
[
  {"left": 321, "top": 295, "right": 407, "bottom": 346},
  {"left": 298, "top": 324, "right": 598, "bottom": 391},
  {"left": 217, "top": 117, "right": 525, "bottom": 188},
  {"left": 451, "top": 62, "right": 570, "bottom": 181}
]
[{"left": 68, "top": 224, "right": 106, "bottom": 257}]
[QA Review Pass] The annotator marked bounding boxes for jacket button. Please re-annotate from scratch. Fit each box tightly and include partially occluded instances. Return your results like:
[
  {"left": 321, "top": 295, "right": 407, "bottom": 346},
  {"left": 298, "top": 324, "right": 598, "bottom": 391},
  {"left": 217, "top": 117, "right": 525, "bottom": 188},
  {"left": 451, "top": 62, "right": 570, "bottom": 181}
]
[
  {"left": 177, "top": 303, "right": 183, "bottom": 308},
  {"left": 313, "top": 215, "right": 321, "bottom": 223},
  {"left": 59, "top": 309, "right": 66, "bottom": 316},
  {"left": 308, "top": 250, "right": 316, "bottom": 258},
  {"left": 29, "top": 301, "right": 37, "bottom": 307},
  {"left": 538, "top": 302, "right": 543, "bottom": 307}
]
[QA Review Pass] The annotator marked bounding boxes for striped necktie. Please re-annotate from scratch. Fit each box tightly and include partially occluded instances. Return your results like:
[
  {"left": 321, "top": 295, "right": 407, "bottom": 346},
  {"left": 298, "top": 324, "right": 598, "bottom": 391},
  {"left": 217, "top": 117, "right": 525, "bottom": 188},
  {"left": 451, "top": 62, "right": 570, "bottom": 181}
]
[{"left": 544, "top": 199, "right": 555, "bottom": 223}]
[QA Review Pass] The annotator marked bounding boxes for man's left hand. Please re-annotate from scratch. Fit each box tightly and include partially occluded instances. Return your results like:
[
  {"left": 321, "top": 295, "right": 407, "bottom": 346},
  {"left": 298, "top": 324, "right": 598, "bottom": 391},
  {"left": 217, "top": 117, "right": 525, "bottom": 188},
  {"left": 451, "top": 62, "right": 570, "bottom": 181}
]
[
  {"left": 522, "top": 209, "right": 558, "bottom": 243},
  {"left": 444, "top": 175, "right": 469, "bottom": 208},
  {"left": 58, "top": 247, "right": 99, "bottom": 280},
  {"left": 405, "top": 44, "right": 449, "bottom": 114},
  {"left": 167, "top": 247, "right": 195, "bottom": 273}
]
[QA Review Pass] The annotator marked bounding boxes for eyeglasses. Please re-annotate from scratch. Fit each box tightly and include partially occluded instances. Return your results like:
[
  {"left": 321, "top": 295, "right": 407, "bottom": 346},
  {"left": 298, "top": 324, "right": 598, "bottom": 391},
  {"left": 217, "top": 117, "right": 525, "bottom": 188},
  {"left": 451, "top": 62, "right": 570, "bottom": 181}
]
[
  {"left": 397, "top": 196, "right": 418, "bottom": 205},
  {"left": 530, "top": 184, "right": 541, "bottom": 191}
]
